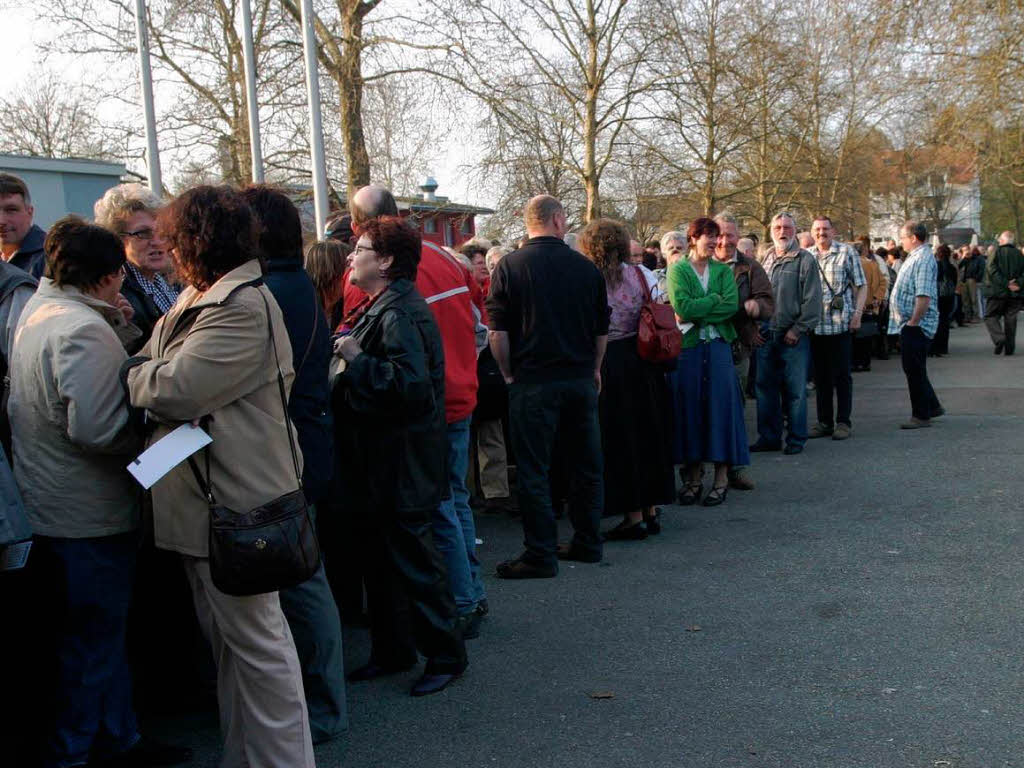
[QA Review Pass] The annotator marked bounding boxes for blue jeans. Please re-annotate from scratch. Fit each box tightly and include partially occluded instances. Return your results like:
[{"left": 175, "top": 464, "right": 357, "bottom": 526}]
[
  {"left": 34, "top": 533, "right": 140, "bottom": 768},
  {"left": 432, "top": 417, "right": 485, "bottom": 616},
  {"left": 279, "top": 545, "right": 348, "bottom": 743},
  {"left": 755, "top": 331, "right": 810, "bottom": 449}
]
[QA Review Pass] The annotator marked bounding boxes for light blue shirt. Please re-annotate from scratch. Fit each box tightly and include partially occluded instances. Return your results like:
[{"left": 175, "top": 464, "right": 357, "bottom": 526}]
[{"left": 887, "top": 244, "right": 939, "bottom": 338}]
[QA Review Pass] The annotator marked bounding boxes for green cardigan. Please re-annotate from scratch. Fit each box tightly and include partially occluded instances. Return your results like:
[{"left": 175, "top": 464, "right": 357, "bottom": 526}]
[{"left": 667, "top": 258, "right": 739, "bottom": 349}]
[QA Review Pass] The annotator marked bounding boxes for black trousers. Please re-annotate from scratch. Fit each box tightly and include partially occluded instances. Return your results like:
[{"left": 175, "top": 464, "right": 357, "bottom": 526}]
[
  {"left": 359, "top": 507, "right": 467, "bottom": 675},
  {"left": 508, "top": 377, "right": 603, "bottom": 568},
  {"left": 900, "top": 326, "right": 942, "bottom": 420},
  {"left": 811, "top": 332, "right": 853, "bottom": 427},
  {"left": 933, "top": 296, "right": 954, "bottom": 354}
]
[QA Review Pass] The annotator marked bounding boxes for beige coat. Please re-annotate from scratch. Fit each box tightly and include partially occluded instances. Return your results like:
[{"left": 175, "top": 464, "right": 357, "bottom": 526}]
[
  {"left": 127, "top": 260, "right": 303, "bottom": 557},
  {"left": 9, "top": 278, "right": 143, "bottom": 538}
]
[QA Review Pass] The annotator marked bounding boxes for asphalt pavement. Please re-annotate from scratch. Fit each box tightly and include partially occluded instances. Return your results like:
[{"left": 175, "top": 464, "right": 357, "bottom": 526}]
[{"left": 152, "top": 321, "right": 1024, "bottom": 768}]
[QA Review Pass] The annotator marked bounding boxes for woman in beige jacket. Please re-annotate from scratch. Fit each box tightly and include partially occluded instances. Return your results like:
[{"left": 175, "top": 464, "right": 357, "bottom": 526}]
[{"left": 125, "top": 186, "right": 315, "bottom": 768}]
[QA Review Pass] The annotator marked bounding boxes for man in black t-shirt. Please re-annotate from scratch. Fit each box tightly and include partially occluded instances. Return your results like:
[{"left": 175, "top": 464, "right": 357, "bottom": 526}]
[{"left": 486, "top": 195, "right": 609, "bottom": 578}]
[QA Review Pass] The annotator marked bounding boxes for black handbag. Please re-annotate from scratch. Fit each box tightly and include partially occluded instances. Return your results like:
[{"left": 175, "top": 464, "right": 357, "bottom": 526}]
[{"left": 187, "top": 287, "right": 320, "bottom": 596}]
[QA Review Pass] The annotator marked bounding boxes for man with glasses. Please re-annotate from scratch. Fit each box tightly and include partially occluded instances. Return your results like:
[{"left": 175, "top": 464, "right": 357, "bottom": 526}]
[{"left": 0, "top": 173, "right": 46, "bottom": 278}]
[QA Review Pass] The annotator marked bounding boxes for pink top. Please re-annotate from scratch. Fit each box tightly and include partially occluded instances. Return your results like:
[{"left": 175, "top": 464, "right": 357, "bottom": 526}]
[{"left": 607, "top": 264, "right": 651, "bottom": 341}]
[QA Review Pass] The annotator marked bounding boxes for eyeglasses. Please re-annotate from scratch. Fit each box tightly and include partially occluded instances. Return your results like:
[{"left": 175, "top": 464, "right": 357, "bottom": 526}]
[{"left": 123, "top": 228, "right": 156, "bottom": 241}]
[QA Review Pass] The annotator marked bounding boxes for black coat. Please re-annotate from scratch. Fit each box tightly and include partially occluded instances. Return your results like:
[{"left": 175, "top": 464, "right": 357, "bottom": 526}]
[
  {"left": 120, "top": 271, "right": 165, "bottom": 354},
  {"left": 264, "top": 258, "right": 334, "bottom": 505},
  {"left": 333, "top": 278, "right": 447, "bottom": 517},
  {"left": 9, "top": 225, "right": 46, "bottom": 279}
]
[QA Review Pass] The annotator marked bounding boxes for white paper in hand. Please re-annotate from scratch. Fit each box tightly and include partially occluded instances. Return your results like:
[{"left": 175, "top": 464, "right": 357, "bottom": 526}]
[{"left": 127, "top": 424, "right": 212, "bottom": 489}]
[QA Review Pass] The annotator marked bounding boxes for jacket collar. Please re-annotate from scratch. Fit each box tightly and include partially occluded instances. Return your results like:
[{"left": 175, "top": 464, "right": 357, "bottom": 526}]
[
  {"left": 13, "top": 224, "right": 45, "bottom": 257},
  {"left": 364, "top": 278, "right": 414, "bottom": 319},
  {"left": 179, "top": 259, "right": 264, "bottom": 311},
  {"left": 35, "top": 277, "right": 142, "bottom": 342}
]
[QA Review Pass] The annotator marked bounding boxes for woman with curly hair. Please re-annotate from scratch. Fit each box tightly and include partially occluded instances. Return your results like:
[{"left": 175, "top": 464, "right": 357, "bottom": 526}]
[
  {"left": 124, "top": 185, "right": 315, "bottom": 766},
  {"left": 577, "top": 218, "right": 674, "bottom": 540}
]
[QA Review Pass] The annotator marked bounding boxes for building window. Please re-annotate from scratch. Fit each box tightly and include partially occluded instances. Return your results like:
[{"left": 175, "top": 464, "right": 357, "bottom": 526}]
[
  {"left": 423, "top": 217, "right": 437, "bottom": 234},
  {"left": 460, "top": 217, "right": 472, "bottom": 235}
]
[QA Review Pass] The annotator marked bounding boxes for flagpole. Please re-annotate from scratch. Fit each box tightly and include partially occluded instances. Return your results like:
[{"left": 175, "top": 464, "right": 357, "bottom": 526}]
[
  {"left": 299, "top": 0, "right": 329, "bottom": 239},
  {"left": 240, "top": 0, "right": 264, "bottom": 183},
  {"left": 133, "top": 0, "right": 162, "bottom": 194}
]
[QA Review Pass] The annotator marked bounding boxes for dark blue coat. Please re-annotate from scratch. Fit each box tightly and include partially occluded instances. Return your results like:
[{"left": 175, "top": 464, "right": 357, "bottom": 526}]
[
  {"left": 9, "top": 225, "right": 46, "bottom": 279},
  {"left": 264, "top": 256, "right": 334, "bottom": 505}
]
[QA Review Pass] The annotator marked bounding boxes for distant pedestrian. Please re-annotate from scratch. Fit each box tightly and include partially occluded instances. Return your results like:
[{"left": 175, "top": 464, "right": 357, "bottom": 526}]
[
  {"left": 983, "top": 231, "right": 1024, "bottom": 355},
  {"left": 0, "top": 173, "right": 46, "bottom": 277}
]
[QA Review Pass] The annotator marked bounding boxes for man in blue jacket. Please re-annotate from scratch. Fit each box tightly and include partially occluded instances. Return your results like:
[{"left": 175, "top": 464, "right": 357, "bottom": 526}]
[
  {"left": 243, "top": 185, "right": 347, "bottom": 744},
  {"left": 0, "top": 173, "right": 46, "bottom": 278}
]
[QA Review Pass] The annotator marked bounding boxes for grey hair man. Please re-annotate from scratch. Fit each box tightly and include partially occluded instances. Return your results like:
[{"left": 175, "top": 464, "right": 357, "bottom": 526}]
[
  {"left": 713, "top": 213, "right": 774, "bottom": 490},
  {"left": 984, "top": 229, "right": 1024, "bottom": 355},
  {"left": 806, "top": 215, "right": 867, "bottom": 441},
  {"left": 751, "top": 212, "right": 822, "bottom": 455}
]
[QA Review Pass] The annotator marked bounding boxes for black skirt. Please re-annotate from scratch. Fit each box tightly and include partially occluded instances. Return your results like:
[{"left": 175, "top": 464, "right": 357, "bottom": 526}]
[{"left": 598, "top": 337, "right": 675, "bottom": 516}]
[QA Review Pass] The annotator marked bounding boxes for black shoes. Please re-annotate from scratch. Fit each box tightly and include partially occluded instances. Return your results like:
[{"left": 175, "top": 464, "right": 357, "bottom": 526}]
[
  {"left": 603, "top": 521, "right": 647, "bottom": 541},
  {"left": 346, "top": 660, "right": 416, "bottom": 682},
  {"left": 456, "top": 610, "right": 482, "bottom": 640},
  {"left": 411, "top": 672, "right": 460, "bottom": 697},
  {"left": 97, "top": 736, "right": 193, "bottom": 767},
  {"left": 556, "top": 543, "right": 602, "bottom": 563},
  {"left": 749, "top": 440, "right": 782, "bottom": 452},
  {"left": 783, "top": 444, "right": 803, "bottom": 455},
  {"left": 995, "top": 341, "right": 1005, "bottom": 355},
  {"left": 643, "top": 509, "right": 662, "bottom": 535},
  {"left": 496, "top": 557, "right": 557, "bottom": 579},
  {"left": 702, "top": 486, "right": 728, "bottom": 507}
]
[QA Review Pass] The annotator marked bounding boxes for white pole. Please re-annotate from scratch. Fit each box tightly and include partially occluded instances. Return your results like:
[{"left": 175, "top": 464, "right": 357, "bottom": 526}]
[
  {"left": 240, "top": 0, "right": 264, "bottom": 183},
  {"left": 133, "top": 0, "right": 162, "bottom": 194},
  {"left": 299, "top": 0, "right": 329, "bottom": 240}
]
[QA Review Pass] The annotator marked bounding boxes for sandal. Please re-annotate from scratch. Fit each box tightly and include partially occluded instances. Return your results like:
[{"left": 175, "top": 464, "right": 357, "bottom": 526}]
[
  {"left": 702, "top": 485, "right": 728, "bottom": 507},
  {"left": 677, "top": 481, "right": 703, "bottom": 506}
]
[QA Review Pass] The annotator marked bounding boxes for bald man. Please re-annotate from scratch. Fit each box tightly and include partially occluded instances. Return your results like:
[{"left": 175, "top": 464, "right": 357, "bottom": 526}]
[{"left": 486, "top": 195, "right": 609, "bottom": 579}]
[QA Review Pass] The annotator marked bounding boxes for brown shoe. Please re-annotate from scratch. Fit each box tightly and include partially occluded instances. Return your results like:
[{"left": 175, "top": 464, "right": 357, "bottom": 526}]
[
  {"left": 900, "top": 418, "right": 932, "bottom": 429},
  {"left": 832, "top": 423, "right": 852, "bottom": 440},
  {"left": 808, "top": 422, "right": 833, "bottom": 439}
]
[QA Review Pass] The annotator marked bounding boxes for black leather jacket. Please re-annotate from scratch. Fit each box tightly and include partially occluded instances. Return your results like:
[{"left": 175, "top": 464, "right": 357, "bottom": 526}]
[{"left": 333, "top": 278, "right": 447, "bottom": 516}]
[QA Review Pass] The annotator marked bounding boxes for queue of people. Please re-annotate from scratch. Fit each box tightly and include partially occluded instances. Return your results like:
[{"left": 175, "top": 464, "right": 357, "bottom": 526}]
[{"left": 0, "top": 164, "right": 1020, "bottom": 767}]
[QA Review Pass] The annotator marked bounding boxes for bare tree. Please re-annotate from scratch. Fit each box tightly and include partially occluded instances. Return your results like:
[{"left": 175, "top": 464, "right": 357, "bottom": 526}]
[{"left": 0, "top": 71, "right": 126, "bottom": 160}]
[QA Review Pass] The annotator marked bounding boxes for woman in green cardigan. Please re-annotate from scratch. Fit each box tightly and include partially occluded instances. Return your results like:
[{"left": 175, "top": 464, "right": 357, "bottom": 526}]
[{"left": 666, "top": 217, "right": 751, "bottom": 506}]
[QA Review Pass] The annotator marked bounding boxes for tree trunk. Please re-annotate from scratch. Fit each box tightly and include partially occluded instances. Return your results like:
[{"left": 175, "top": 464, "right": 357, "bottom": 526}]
[{"left": 340, "top": 2, "right": 371, "bottom": 206}]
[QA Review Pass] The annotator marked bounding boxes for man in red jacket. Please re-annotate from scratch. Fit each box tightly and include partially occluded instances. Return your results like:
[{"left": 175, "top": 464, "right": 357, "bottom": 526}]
[{"left": 346, "top": 186, "right": 488, "bottom": 638}]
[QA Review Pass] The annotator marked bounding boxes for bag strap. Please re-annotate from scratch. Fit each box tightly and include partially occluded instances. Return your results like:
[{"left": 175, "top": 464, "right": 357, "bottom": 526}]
[
  {"left": 814, "top": 256, "right": 838, "bottom": 296},
  {"left": 185, "top": 282, "right": 302, "bottom": 505},
  {"left": 633, "top": 264, "right": 653, "bottom": 304}
]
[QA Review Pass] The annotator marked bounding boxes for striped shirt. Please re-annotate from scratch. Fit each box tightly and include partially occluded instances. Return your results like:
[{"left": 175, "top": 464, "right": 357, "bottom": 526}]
[
  {"left": 887, "top": 244, "right": 939, "bottom": 338},
  {"left": 812, "top": 241, "right": 866, "bottom": 335}
]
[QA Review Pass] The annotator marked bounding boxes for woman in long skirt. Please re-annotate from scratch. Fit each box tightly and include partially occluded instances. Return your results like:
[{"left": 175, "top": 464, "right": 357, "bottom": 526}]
[
  {"left": 666, "top": 217, "right": 750, "bottom": 507},
  {"left": 578, "top": 219, "right": 674, "bottom": 540}
]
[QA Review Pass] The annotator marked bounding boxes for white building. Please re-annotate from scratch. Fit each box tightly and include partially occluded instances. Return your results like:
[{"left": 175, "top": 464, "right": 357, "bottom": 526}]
[{"left": 868, "top": 149, "right": 981, "bottom": 246}]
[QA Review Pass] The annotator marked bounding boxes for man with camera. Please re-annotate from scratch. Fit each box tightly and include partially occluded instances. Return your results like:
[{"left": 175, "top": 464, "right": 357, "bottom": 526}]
[{"left": 806, "top": 216, "right": 867, "bottom": 441}]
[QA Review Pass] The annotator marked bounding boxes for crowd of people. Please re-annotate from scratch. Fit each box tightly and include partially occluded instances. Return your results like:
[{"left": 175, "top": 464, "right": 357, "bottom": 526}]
[{"left": 0, "top": 167, "right": 1021, "bottom": 767}]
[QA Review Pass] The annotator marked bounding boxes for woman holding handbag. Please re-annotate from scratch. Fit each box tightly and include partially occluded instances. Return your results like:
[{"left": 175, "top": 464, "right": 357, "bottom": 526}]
[
  {"left": 578, "top": 219, "right": 674, "bottom": 540},
  {"left": 667, "top": 217, "right": 748, "bottom": 507},
  {"left": 125, "top": 186, "right": 315, "bottom": 768}
]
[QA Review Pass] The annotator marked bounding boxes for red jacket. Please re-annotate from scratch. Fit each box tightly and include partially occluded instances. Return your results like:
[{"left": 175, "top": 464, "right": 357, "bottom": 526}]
[{"left": 341, "top": 242, "right": 482, "bottom": 424}]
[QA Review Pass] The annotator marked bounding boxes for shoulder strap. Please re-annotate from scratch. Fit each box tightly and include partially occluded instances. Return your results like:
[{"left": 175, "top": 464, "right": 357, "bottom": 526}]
[
  {"left": 185, "top": 280, "right": 302, "bottom": 503},
  {"left": 633, "top": 264, "right": 653, "bottom": 303}
]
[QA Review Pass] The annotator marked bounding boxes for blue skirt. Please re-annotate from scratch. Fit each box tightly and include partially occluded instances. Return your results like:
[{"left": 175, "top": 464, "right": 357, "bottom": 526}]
[{"left": 668, "top": 340, "right": 750, "bottom": 466}]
